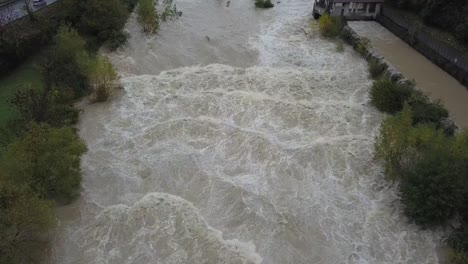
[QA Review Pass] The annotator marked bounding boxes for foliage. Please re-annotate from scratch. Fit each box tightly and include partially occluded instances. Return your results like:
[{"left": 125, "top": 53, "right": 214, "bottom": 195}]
[
  {"left": 40, "top": 26, "right": 90, "bottom": 101},
  {"left": 2, "top": 124, "right": 87, "bottom": 203},
  {"left": 9, "top": 88, "right": 79, "bottom": 127},
  {"left": 449, "top": 224, "right": 468, "bottom": 258},
  {"left": 255, "top": 0, "right": 274, "bottom": 8},
  {"left": 389, "top": 0, "right": 468, "bottom": 44},
  {"left": 376, "top": 107, "right": 467, "bottom": 225},
  {"left": 368, "top": 58, "right": 385, "bottom": 79},
  {"left": 406, "top": 91, "right": 449, "bottom": 129},
  {"left": 0, "top": 16, "right": 52, "bottom": 75},
  {"left": 335, "top": 40, "right": 345, "bottom": 52},
  {"left": 138, "top": 0, "right": 159, "bottom": 33},
  {"left": 79, "top": 0, "right": 129, "bottom": 42},
  {"left": 89, "top": 56, "right": 119, "bottom": 102},
  {"left": 356, "top": 37, "right": 370, "bottom": 55},
  {"left": 318, "top": 13, "right": 344, "bottom": 38},
  {"left": 399, "top": 147, "right": 466, "bottom": 226},
  {"left": 375, "top": 106, "right": 450, "bottom": 180},
  {"left": 448, "top": 249, "right": 468, "bottom": 264},
  {"left": 375, "top": 106, "right": 413, "bottom": 180},
  {"left": 0, "top": 176, "right": 56, "bottom": 264},
  {"left": 161, "top": 0, "right": 178, "bottom": 21},
  {"left": 105, "top": 30, "right": 130, "bottom": 51},
  {"left": 370, "top": 76, "right": 414, "bottom": 114}
]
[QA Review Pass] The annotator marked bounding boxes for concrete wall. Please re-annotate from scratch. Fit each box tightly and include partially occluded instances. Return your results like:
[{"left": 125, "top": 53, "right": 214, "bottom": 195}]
[
  {"left": 330, "top": 2, "right": 381, "bottom": 20},
  {"left": 341, "top": 25, "right": 459, "bottom": 132}
]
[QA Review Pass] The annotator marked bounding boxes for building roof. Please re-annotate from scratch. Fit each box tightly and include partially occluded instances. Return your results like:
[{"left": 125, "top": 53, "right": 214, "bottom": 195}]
[{"left": 334, "top": 0, "right": 384, "bottom": 3}]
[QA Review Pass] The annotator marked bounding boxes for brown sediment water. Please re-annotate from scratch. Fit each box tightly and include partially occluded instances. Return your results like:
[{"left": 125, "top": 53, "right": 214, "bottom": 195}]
[
  {"left": 349, "top": 21, "right": 468, "bottom": 128},
  {"left": 49, "top": 1, "right": 445, "bottom": 263}
]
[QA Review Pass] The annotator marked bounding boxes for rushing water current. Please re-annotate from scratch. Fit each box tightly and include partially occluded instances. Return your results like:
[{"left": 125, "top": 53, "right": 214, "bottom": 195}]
[{"left": 50, "top": 0, "right": 445, "bottom": 263}]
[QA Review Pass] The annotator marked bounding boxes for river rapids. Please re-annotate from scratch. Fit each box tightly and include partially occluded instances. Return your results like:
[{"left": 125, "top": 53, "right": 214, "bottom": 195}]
[{"left": 50, "top": 0, "right": 444, "bottom": 263}]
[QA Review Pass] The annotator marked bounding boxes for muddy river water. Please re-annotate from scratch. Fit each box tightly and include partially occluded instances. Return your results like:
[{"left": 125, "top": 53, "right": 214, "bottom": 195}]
[{"left": 50, "top": 0, "right": 446, "bottom": 263}]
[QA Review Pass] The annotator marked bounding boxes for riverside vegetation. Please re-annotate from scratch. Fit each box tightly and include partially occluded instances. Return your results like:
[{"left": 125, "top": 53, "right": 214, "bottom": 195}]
[
  {"left": 317, "top": 12, "right": 468, "bottom": 263},
  {"left": 0, "top": 0, "right": 176, "bottom": 262},
  {"left": 255, "top": 0, "right": 274, "bottom": 9}
]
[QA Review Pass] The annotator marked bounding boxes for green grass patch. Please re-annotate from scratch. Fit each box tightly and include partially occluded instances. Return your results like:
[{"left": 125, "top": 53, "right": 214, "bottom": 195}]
[{"left": 0, "top": 58, "right": 45, "bottom": 124}]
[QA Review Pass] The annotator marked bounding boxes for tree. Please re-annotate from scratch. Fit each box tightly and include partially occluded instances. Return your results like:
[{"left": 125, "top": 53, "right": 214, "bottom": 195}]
[
  {"left": 89, "top": 56, "right": 118, "bottom": 102},
  {"left": 0, "top": 176, "right": 56, "bottom": 264},
  {"left": 9, "top": 87, "right": 79, "bottom": 127},
  {"left": 2, "top": 124, "right": 87, "bottom": 203},
  {"left": 137, "top": 0, "right": 159, "bottom": 33},
  {"left": 41, "top": 26, "right": 90, "bottom": 101},
  {"left": 400, "top": 148, "right": 466, "bottom": 226},
  {"left": 370, "top": 77, "right": 414, "bottom": 114},
  {"left": 318, "top": 14, "right": 344, "bottom": 38},
  {"left": 79, "top": 0, "right": 129, "bottom": 41},
  {"left": 375, "top": 106, "right": 449, "bottom": 181}
]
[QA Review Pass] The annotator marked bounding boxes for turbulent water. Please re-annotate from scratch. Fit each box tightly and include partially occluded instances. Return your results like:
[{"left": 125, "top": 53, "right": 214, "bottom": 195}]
[{"left": 50, "top": 0, "right": 444, "bottom": 263}]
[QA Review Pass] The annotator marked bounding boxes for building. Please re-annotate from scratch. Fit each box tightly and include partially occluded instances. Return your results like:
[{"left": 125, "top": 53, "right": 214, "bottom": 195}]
[{"left": 313, "top": 0, "right": 384, "bottom": 20}]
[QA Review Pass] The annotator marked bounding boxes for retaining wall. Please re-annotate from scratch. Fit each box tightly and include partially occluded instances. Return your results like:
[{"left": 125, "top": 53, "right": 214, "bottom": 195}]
[
  {"left": 341, "top": 25, "right": 458, "bottom": 132},
  {"left": 376, "top": 9, "right": 468, "bottom": 89}
]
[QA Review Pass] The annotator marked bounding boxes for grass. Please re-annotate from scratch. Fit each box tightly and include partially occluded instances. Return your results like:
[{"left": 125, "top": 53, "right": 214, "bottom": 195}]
[{"left": 0, "top": 57, "right": 45, "bottom": 124}]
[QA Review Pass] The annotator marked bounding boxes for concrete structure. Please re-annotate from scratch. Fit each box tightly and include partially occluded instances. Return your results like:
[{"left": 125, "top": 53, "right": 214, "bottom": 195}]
[
  {"left": 313, "top": 0, "right": 384, "bottom": 20},
  {"left": 0, "top": 0, "right": 59, "bottom": 25}
]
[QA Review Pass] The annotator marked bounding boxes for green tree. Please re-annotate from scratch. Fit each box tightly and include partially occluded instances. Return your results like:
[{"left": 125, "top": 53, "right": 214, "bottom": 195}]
[
  {"left": 89, "top": 56, "right": 119, "bottom": 102},
  {"left": 375, "top": 106, "right": 448, "bottom": 180},
  {"left": 80, "top": 0, "right": 129, "bottom": 41},
  {"left": 9, "top": 87, "right": 79, "bottom": 127},
  {"left": 400, "top": 148, "right": 466, "bottom": 226},
  {"left": 41, "top": 26, "right": 90, "bottom": 101},
  {"left": 318, "top": 14, "right": 344, "bottom": 38},
  {"left": 2, "top": 124, "right": 87, "bottom": 203},
  {"left": 370, "top": 77, "right": 414, "bottom": 114},
  {"left": 0, "top": 176, "right": 56, "bottom": 264},
  {"left": 137, "top": 0, "right": 159, "bottom": 33}
]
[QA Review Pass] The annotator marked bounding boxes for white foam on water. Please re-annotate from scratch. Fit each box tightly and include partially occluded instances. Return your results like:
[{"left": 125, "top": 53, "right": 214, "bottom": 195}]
[{"left": 50, "top": 0, "right": 446, "bottom": 263}]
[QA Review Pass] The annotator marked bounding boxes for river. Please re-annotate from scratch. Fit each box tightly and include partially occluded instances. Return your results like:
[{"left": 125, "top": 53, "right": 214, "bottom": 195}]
[{"left": 49, "top": 0, "right": 444, "bottom": 263}]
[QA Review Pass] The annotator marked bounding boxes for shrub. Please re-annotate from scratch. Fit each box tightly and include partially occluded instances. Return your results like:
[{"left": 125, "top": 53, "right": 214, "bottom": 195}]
[
  {"left": 0, "top": 176, "right": 56, "bottom": 264},
  {"left": 161, "top": 0, "right": 178, "bottom": 21},
  {"left": 9, "top": 88, "right": 79, "bottom": 127},
  {"left": 255, "top": 0, "right": 274, "bottom": 8},
  {"left": 406, "top": 91, "right": 449, "bottom": 128},
  {"left": 449, "top": 224, "right": 468, "bottom": 259},
  {"left": 138, "top": 0, "right": 159, "bottom": 33},
  {"left": 448, "top": 249, "right": 468, "bottom": 264},
  {"left": 375, "top": 106, "right": 449, "bottom": 180},
  {"left": 105, "top": 30, "right": 130, "bottom": 51},
  {"left": 2, "top": 124, "right": 87, "bottom": 203},
  {"left": 89, "top": 56, "right": 119, "bottom": 102},
  {"left": 318, "top": 13, "right": 344, "bottom": 38},
  {"left": 368, "top": 58, "right": 385, "bottom": 79},
  {"left": 40, "top": 26, "right": 90, "bottom": 101},
  {"left": 370, "top": 76, "right": 414, "bottom": 114},
  {"left": 335, "top": 40, "right": 345, "bottom": 52},
  {"left": 79, "top": 0, "right": 129, "bottom": 42},
  {"left": 356, "top": 37, "right": 370, "bottom": 55},
  {"left": 399, "top": 147, "right": 466, "bottom": 226}
]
